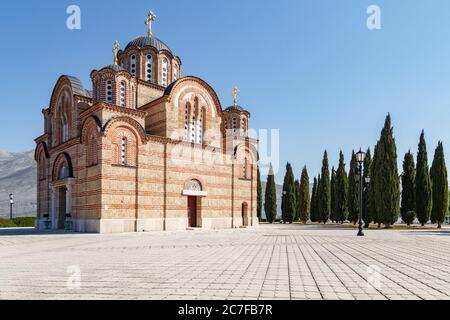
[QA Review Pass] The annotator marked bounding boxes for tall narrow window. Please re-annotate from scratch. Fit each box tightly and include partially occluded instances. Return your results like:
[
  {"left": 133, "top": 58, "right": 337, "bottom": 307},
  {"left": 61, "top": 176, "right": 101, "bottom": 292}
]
[
  {"left": 121, "top": 137, "right": 127, "bottom": 165},
  {"left": 106, "top": 80, "right": 113, "bottom": 103},
  {"left": 162, "top": 58, "right": 168, "bottom": 86},
  {"left": 241, "top": 118, "right": 247, "bottom": 136},
  {"left": 184, "top": 105, "right": 189, "bottom": 141},
  {"left": 119, "top": 81, "right": 126, "bottom": 106},
  {"left": 190, "top": 114, "right": 196, "bottom": 143},
  {"left": 61, "top": 112, "right": 69, "bottom": 143},
  {"left": 232, "top": 117, "right": 237, "bottom": 135},
  {"left": 146, "top": 54, "right": 153, "bottom": 81},
  {"left": 196, "top": 108, "right": 204, "bottom": 144},
  {"left": 173, "top": 64, "right": 178, "bottom": 81},
  {"left": 130, "top": 55, "right": 136, "bottom": 77}
]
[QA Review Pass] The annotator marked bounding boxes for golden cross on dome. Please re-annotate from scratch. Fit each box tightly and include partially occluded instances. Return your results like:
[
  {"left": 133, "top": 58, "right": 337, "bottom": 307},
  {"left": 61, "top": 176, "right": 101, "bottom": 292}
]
[
  {"left": 232, "top": 87, "right": 240, "bottom": 107},
  {"left": 112, "top": 40, "right": 121, "bottom": 65},
  {"left": 145, "top": 11, "right": 157, "bottom": 37}
]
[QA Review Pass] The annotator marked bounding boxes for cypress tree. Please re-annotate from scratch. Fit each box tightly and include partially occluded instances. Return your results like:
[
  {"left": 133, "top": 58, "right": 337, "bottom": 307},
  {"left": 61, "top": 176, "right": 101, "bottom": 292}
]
[
  {"left": 257, "top": 166, "right": 262, "bottom": 221},
  {"left": 401, "top": 151, "right": 416, "bottom": 226},
  {"left": 431, "top": 142, "right": 448, "bottom": 228},
  {"left": 298, "top": 166, "right": 310, "bottom": 224},
  {"left": 373, "top": 114, "right": 400, "bottom": 227},
  {"left": 348, "top": 151, "right": 359, "bottom": 225},
  {"left": 264, "top": 164, "right": 277, "bottom": 223},
  {"left": 330, "top": 167, "right": 337, "bottom": 223},
  {"left": 281, "top": 162, "right": 296, "bottom": 224},
  {"left": 369, "top": 143, "right": 380, "bottom": 227},
  {"left": 294, "top": 179, "right": 300, "bottom": 221},
  {"left": 310, "top": 177, "right": 319, "bottom": 223},
  {"left": 363, "top": 148, "right": 372, "bottom": 227},
  {"left": 335, "top": 151, "right": 348, "bottom": 224},
  {"left": 318, "top": 151, "right": 331, "bottom": 223},
  {"left": 415, "top": 131, "right": 432, "bottom": 226}
]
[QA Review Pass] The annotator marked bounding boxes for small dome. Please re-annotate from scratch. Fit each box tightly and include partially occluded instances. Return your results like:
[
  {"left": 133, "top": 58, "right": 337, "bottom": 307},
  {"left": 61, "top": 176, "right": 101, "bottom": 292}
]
[
  {"left": 224, "top": 105, "right": 246, "bottom": 112},
  {"left": 125, "top": 36, "right": 172, "bottom": 53},
  {"left": 105, "top": 64, "right": 125, "bottom": 72}
]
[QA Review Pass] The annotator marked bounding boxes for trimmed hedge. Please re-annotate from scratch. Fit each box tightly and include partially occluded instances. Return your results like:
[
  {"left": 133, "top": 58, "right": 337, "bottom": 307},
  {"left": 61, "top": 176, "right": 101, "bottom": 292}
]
[{"left": 0, "top": 217, "right": 36, "bottom": 228}]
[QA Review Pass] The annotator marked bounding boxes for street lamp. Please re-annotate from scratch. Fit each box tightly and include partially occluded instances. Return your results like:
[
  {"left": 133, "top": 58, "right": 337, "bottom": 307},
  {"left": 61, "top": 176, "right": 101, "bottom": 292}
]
[
  {"left": 9, "top": 193, "right": 14, "bottom": 220},
  {"left": 356, "top": 149, "right": 366, "bottom": 236},
  {"left": 364, "top": 176, "right": 370, "bottom": 228}
]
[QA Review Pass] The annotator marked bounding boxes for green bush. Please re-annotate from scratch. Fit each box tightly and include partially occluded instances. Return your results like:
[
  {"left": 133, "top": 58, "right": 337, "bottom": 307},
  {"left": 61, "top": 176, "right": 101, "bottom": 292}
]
[
  {"left": 12, "top": 217, "right": 36, "bottom": 227},
  {"left": 0, "top": 217, "right": 36, "bottom": 228}
]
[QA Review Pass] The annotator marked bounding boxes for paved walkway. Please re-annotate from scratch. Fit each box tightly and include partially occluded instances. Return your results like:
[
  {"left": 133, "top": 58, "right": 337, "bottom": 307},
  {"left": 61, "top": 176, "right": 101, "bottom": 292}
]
[{"left": 1, "top": 224, "right": 450, "bottom": 300}]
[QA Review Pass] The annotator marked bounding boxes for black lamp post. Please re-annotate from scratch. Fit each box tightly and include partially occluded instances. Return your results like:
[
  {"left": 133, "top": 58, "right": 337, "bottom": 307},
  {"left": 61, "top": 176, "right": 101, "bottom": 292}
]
[
  {"left": 9, "top": 193, "right": 14, "bottom": 220},
  {"left": 364, "top": 176, "right": 370, "bottom": 228},
  {"left": 356, "top": 149, "right": 366, "bottom": 236}
]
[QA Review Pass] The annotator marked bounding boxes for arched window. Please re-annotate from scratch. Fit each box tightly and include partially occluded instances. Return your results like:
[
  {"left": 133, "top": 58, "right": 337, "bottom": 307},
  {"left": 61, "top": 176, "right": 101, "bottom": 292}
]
[
  {"left": 119, "top": 81, "right": 126, "bottom": 107},
  {"left": 106, "top": 80, "right": 113, "bottom": 103},
  {"left": 62, "top": 115, "right": 68, "bottom": 143},
  {"left": 130, "top": 55, "right": 137, "bottom": 77},
  {"left": 243, "top": 157, "right": 248, "bottom": 179},
  {"left": 162, "top": 58, "right": 168, "bottom": 86},
  {"left": 59, "top": 162, "right": 69, "bottom": 180},
  {"left": 173, "top": 64, "right": 178, "bottom": 81},
  {"left": 232, "top": 117, "right": 237, "bottom": 135},
  {"left": 196, "top": 108, "right": 204, "bottom": 144},
  {"left": 146, "top": 54, "right": 153, "bottom": 81},
  {"left": 121, "top": 137, "right": 127, "bottom": 165}
]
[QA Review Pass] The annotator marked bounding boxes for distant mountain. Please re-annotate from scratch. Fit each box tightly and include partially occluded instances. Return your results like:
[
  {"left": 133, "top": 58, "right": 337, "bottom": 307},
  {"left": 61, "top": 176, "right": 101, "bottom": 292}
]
[{"left": 0, "top": 150, "right": 36, "bottom": 217}]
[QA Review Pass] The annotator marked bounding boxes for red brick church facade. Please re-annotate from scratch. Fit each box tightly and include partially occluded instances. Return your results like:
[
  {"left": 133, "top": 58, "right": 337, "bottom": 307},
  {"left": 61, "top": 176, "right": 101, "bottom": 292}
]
[{"left": 34, "top": 15, "right": 258, "bottom": 233}]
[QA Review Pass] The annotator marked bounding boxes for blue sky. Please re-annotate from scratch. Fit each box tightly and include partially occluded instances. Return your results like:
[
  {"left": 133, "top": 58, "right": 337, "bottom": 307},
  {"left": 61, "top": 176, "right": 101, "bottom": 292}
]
[{"left": 1, "top": 0, "right": 450, "bottom": 183}]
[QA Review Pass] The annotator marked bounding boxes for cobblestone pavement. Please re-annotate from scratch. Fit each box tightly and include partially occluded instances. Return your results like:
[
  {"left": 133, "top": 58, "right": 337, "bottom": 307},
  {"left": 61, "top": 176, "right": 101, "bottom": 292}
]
[{"left": 1, "top": 224, "right": 450, "bottom": 300}]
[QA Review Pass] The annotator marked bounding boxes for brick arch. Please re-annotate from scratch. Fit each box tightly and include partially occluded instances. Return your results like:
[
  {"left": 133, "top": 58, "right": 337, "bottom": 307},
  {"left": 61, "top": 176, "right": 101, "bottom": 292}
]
[
  {"left": 107, "top": 126, "right": 138, "bottom": 167},
  {"left": 52, "top": 152, "right": 74, "bottom": 181},
  {"left": 103, "top": 117, "right": 147, "bottom": 144},
  {"left": 34, "top": 142, "right": 50, "bottom": 161},
  {"left": 183, "top": 176, "right": 206, "bottom": 191},
  {"left": 81, "top": 116, "right": 102, "bottom": 144}
]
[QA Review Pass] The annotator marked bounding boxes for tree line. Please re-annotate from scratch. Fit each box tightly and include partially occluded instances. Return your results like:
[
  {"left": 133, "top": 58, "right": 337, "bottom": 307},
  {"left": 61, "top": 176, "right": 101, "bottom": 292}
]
[{"left": 257, "top": 114, "right": 449, "bottom": 228}]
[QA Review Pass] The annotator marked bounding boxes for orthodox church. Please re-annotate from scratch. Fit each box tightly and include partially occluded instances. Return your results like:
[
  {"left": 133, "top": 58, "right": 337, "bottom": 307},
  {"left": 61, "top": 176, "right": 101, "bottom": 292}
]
[{"left": 34, "top": 11, "right": 258, "bottom": 233}]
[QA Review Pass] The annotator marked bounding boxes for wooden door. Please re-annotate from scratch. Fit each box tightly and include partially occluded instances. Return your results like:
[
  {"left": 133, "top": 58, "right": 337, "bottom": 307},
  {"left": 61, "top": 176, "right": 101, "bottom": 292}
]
[{"left": 188, "top": 196, "right": 197, "bottom": 227}]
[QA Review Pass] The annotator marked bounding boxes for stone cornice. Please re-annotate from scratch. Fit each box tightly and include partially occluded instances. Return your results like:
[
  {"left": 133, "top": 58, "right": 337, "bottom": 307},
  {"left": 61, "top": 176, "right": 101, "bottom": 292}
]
[
  {"left": 48, "top": 137, "right": 80, "bottom": 155},
  {"left": 34, "top": 133, "right": 49, "bottom": 144},
  {"left": 74, "top": 95, "right": 95, "bottom": 105},
  {"left": 80, "top": 102, "right": 147, "bottom": 120}
]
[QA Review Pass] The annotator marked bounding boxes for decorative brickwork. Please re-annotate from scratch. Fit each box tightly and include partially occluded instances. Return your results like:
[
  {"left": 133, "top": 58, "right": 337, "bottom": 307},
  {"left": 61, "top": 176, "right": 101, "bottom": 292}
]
[{"left": 34, "top": 26, "right": 258, "bottom": 233}]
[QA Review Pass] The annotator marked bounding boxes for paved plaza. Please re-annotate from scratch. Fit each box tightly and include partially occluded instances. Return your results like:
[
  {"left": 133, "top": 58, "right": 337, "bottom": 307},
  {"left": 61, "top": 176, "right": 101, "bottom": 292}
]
[{"left": 1, "top": 224, "right": 450, "bottom": 300}]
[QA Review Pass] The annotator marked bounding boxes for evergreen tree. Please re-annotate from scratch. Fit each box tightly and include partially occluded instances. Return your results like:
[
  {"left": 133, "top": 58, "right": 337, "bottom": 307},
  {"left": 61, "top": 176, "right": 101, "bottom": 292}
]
[
  {"left": 335, "top": 151, "right": 348, "bottom": 224},
  {"left": 369, "top": 144, "right": 380, "bottom": 227},
  {"left": 347, "top": 151, "right": 359, "bottom": 224},
  {"left": 330, "top": 167, "right": 337, "bottom": 223},
  {"left": 310, "top": 177, "right": 319, "bottom": 223},
  {"left": 264, "top": 164, "right": 277, "bottom": 223},
  {"left": 318, "top": 151, "right": 331, "bottom": 223},
  {"left": 257, "top": 166, "right": 262, "bottom": 221},
  {"left": 281, "top": 163, "right": 296, "bottom": 224},
  {"left": 372, "top": 114, "right": 400, "bottom": 227},
  {"left": 298, "top": 166, "right": 310, "bottom": 224},
  {"left": 363, "top": 148, "right": 372, "bottom": 227},
  {"left": 294, "top": 179, "right": 300, "bottom": 221},
  {"left": 415, "top": 131, "right": 432, "bottom": 226},
  {"left": 401, "top": 151, "right": 416, "bottom": 226},
  {"left": 431, "top": 142, "right": 448, "bottom": 228}
]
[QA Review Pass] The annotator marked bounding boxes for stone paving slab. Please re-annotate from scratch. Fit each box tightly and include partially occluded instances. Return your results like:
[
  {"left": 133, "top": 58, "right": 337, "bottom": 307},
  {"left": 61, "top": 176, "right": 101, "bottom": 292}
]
[{"left": 1, "top": 224, "right": 450, "bottom": 300}]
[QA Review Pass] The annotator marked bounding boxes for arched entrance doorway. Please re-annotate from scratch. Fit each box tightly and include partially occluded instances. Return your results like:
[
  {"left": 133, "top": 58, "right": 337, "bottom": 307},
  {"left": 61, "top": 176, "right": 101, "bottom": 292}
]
[
  {"left": 182, "top": 179, "right": 206, "bottom": 229},
  {"left": 51, "top": 153, "right": 74, "bottom": 230},
  {"left": 242, "top": 202, "right": 249, "bottom": 227}
]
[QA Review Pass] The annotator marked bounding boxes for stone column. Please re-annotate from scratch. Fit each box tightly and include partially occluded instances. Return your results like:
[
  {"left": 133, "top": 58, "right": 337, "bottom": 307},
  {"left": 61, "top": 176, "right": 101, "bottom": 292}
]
[
  {"left": 66, "top": 185, "right": 72, "bottom": 215},
  {"left": 51, "top": 187, "right": 57, "bottom": 230}
]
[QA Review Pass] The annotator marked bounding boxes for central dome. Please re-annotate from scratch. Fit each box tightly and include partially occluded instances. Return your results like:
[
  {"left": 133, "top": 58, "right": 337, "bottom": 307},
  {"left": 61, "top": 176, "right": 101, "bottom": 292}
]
[{"left": 125, "top": 36, "right": 172, "bottom": 53}]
